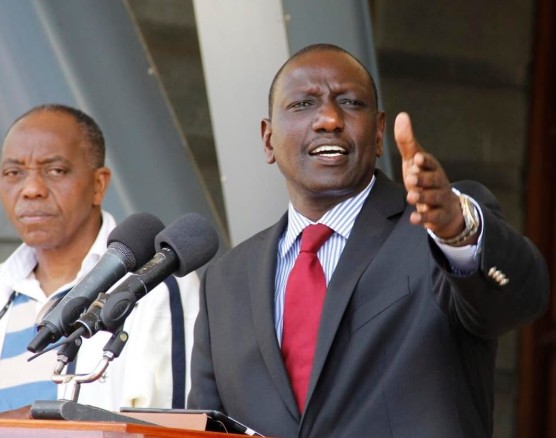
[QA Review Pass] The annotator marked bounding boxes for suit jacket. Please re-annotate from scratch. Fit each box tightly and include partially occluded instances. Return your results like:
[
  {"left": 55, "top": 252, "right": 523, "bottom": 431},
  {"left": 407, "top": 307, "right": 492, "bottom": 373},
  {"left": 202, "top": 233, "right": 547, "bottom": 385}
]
[{"left": 188, "top": 172, "right": 549, "bottom": 438}]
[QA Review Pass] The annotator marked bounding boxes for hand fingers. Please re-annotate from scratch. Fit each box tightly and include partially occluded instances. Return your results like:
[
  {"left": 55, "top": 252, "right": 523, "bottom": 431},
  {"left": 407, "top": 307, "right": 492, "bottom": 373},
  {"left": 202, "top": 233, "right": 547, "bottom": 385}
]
[
  {"left": 407, "top": 151, "right": 439, "bottom": 172},
  {"left": 408, "top": 187, "right": 463, "bottom": 237},
  {"left": 395, "top": 112, "right": 462, "bottom": 236},
  {"left": 409, "top": 206, "right": 454, "bottom": 231},
  {"left": 404, "top": 164, "right": 446, "bottom": 192},
  {"left": 394, "top": 112, "right": 423, "bottom": 161},
  {"left": 406, "top": 187, "right": 452, "bottom": 207}
]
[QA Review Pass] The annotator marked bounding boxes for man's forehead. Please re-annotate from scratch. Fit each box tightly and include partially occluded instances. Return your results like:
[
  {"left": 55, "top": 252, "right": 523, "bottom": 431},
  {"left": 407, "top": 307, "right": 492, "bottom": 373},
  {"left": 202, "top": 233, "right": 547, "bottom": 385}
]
[
  {"left": 0, "top": 144, "right": 74, "bottom": 164},
  {"left": 277, "top": 52, "right": 371, "bottom": 92},
  {"left": 2, "top": 120, "right": 86, "bottom": 161},
  {"left": 289, "top": 49, "right": 351, "bottom": 65},
  {"left": 14, "top": 109, "right": 60, "bottom": 126},
  {"left": 8, "top": 110, "right": 79, "bottom": 138},
  {"left": 288, "top": 50, "right": 365, "bottom": 76}
]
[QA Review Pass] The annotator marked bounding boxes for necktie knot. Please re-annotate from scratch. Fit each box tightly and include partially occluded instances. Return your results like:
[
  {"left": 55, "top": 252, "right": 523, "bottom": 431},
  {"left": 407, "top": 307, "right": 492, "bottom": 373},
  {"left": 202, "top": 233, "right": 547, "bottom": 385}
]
[{"left": 300, "top": 224, "right": 333, "bottom": 254}]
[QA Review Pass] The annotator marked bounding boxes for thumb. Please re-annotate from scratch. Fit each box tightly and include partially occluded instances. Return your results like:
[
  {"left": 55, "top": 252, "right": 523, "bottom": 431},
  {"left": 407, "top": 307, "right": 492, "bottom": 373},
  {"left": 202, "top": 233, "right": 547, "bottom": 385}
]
[{"left": 394, "top": 112, "right": 422, "bottom": 161}]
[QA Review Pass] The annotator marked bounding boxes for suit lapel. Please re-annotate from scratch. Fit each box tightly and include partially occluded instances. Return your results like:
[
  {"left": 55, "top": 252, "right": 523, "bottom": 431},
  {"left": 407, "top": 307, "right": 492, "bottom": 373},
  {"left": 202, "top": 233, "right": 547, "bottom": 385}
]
[
  {"left": 245, "top": 174, "right": 408, "bottom": 419},
  {"left": 248, "top": 215, "right": 300, "bottom": 419},
  {"left": 306, "top": 173, "right": 407, "bottom": 407}
]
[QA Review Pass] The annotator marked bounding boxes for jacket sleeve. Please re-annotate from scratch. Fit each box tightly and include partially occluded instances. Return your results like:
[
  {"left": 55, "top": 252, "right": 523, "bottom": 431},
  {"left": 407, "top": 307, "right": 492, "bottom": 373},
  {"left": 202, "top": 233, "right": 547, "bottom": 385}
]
[
  {"left": 187, "top": 265, "right": 225, "bottom": 411},
  {"left": 431, "top": 181, "right": 550, "bottom": 339}
]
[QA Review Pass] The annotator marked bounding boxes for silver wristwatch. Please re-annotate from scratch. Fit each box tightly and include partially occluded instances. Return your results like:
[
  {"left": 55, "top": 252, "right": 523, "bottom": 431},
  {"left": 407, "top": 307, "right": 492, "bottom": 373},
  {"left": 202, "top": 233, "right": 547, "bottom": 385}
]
[{"left": 435, "top": 191, "right": 480, "bottom": 246}]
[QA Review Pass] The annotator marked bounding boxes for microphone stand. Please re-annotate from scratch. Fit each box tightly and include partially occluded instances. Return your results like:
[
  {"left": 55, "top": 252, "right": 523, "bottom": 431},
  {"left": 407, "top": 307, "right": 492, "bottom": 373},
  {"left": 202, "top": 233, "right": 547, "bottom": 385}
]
[
  {"left": 31, "top": 329, "right": 150, "bottom": 425},
  {"left": 54, "top": 330, "right": 128, "bottom": 401}
]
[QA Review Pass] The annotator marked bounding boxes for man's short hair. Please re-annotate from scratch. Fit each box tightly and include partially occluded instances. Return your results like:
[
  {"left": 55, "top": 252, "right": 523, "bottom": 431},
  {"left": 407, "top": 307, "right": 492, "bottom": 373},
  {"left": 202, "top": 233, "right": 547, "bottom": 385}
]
[
  {"left": 267, "top": 43, "right": 379, "bottom": 117},
  {"left": 6, "top": 104, "right": 106, "bottom": 168}
]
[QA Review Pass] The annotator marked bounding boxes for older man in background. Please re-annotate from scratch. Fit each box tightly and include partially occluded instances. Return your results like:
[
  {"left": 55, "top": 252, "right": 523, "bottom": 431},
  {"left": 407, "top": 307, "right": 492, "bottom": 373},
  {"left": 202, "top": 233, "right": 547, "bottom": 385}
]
[{"left": 0, "top": 104, "right": 199, "bottom": 412}]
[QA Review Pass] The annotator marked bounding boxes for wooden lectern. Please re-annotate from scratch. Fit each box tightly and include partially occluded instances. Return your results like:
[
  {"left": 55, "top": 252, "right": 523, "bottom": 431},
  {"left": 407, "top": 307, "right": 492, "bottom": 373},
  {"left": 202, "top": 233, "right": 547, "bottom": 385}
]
[
  {"left": 0, "top": 402, "right": 240, "bottom": 438},
  {"left": 0, "top": 418, "right": 231, "bottom": 437}
]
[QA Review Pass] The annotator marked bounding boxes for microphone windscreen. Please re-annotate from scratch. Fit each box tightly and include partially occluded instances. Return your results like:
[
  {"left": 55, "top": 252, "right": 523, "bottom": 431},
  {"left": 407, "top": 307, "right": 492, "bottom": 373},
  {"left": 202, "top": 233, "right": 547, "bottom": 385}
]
[
  {"left": 108, "top": 212, "right": 165, "bottom": 270},
  {"left": 154, "top": 213, "right": 219, "bottom": 277}
]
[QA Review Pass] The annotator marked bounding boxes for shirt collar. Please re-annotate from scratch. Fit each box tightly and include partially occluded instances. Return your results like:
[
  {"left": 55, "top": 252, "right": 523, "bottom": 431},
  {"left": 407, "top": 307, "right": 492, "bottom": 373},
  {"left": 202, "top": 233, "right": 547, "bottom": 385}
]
[
  {"left": 0, "top": 211, "right": 117, "bottom": 302},
  {"left": 280, "top": 175, "right": 376, "bottom": 257}
]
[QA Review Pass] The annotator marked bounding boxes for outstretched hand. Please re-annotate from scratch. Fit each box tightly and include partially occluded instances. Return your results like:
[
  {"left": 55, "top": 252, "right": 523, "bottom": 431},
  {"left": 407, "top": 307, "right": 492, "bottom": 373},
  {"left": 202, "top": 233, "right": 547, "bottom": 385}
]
[{"left": 394, "top": 112, "right": 464, "bottom": 239}]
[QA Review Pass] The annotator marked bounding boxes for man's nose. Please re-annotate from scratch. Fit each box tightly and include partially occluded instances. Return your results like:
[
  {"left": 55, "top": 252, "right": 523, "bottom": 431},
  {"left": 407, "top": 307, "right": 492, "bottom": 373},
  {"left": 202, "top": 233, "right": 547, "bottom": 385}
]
[
  {"left": 312, "top": 101, "right": 345, "bottom": 132},
  {"left": 21, "top": 172, "right": 48, "bottom": 198}
]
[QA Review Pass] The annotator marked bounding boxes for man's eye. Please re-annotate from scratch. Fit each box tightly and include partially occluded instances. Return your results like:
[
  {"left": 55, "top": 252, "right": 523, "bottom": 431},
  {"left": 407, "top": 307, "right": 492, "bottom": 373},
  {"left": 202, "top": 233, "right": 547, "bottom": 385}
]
[
  {"left": 46, "top": 168, "right": 67, "bottom": 176},
  {"left": 2, "top": 169, "right": 21, "bottom": 178},
  {"left": 290, "top": 101, "right": 312, "bottom": 110},
  {"left": 339, "top": 99, "right": 363, "bottom": 107}
]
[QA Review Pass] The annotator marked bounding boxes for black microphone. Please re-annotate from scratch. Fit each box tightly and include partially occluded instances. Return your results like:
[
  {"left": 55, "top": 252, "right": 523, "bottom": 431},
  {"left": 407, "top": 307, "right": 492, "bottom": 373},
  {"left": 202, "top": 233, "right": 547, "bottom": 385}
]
[
  {"left": 75, "top": 212, "right": 219, "bottom": 337},
  {"left": 27, "top": 212, "right": 165, "bottom": 353}
]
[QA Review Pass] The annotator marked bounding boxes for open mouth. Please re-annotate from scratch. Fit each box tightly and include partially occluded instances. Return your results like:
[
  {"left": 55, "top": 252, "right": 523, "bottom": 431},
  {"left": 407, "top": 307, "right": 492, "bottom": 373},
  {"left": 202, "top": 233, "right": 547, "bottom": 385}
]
[{"left": 309, "top": 145, "right": 348, "bottom": 157}]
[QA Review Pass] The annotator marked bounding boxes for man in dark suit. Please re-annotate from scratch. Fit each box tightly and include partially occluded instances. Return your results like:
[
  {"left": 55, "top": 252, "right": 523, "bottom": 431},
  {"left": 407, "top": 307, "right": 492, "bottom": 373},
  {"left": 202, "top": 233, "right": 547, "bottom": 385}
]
[{"left": 188, "top": 43, "right": 549, "bottom": 437}]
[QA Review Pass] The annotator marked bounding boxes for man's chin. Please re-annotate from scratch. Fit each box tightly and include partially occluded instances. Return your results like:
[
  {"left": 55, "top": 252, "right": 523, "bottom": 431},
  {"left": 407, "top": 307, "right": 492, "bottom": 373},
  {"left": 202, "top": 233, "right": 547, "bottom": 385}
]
[{"left": 17, "top": 226, "right": 61, "bottom": 248}]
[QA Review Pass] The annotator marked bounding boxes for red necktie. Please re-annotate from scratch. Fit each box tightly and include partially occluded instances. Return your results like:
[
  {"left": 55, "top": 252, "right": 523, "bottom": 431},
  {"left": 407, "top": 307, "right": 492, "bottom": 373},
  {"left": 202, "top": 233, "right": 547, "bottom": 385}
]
[{"left": 281, "top": 224, "right": 334, "bottom": 412}]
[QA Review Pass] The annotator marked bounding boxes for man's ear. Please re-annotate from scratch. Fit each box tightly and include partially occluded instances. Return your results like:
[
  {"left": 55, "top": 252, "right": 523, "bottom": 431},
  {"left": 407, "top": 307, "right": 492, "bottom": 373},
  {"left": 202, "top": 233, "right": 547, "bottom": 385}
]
[
  {"left": 261, "top": 118, "right": 275, "bottom": 164},
  {"left": 92, "top": 167, "right": 111, "bottom": 206}
]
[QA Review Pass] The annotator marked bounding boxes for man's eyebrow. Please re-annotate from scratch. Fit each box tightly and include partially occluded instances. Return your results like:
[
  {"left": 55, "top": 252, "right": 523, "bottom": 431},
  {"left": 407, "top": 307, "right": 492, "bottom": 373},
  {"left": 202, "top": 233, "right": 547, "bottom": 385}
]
[
  {"left": 36, "top": 156, "right": 70, "bottom": 165},
  {"left": 1, "top": 156, "right": 70, "bottom": 166},
  {"left": 1, "top": 158, "right": 24, "bottom": 166}
]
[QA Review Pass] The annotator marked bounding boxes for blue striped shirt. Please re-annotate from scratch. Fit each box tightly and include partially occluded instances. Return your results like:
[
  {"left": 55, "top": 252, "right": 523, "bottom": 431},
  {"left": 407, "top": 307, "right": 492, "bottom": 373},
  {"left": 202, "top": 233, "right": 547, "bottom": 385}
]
[
  {"left": 275, "top": 177, "right": 376, "bottom": 343},
  {"left": 0, "top": 293, "right": 58, "bottom": 410}
]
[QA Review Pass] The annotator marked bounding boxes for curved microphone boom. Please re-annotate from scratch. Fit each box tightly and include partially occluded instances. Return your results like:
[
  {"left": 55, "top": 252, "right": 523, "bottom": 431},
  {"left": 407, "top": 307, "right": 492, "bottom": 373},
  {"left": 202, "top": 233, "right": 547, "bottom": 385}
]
[
  {"left": 27, "top": 212, "right": 165, "bottom": 353},
  {"left": 75, "top": 212, "right": 219, "bottom": 338}
]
